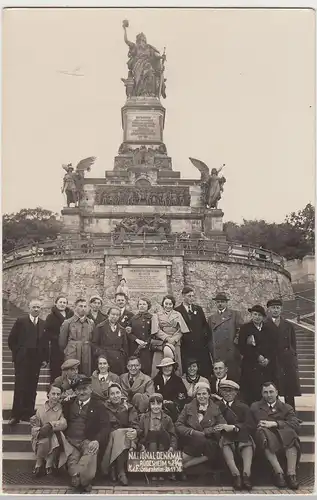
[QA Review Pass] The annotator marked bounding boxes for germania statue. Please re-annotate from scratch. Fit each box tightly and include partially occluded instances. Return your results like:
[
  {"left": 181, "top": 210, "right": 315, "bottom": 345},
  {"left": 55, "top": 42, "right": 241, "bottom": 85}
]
[{"left": 121, "top": 19, "right": 166, "bottom": 99}]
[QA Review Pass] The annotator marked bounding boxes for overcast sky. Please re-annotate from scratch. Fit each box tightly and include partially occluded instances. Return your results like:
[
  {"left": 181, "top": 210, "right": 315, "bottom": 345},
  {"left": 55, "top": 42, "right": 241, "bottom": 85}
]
[{"left": 2, "top": 7, "right": 315, "bottom": 223}]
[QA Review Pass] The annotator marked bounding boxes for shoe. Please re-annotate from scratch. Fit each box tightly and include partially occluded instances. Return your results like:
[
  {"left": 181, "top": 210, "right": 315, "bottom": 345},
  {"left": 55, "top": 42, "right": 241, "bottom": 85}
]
[
  {"left": 286, "top": 474, "right": 299, "bottom": 490},
  {"left": 8, "top": 418, "right": 20, "bottom": 426},
  {"left": 32, "top": 466, "right": 45, "bottom": 478},
  {"left": 178, "top": 472, "right": 187, "bottom": 481},
  {"left": 82, "top": 484, "right": 92, "bottom": 493},
  {"left": 232, "top": 475, "right": 242, "bottom": 490},
  {"left": 273, "top": 472, "right": 287, "bottom": 488},
  {"left": 118, "top": 472, "right": 128, "bottom": 486},
  {"left": 71, "top": 473, "right": 81, "bottom": 489},
  {"left": 46, "top": 467, "right": 58, "bottom": 476},
  {"left": 242, "top": 474, "right": 252, "bottom": 491}
]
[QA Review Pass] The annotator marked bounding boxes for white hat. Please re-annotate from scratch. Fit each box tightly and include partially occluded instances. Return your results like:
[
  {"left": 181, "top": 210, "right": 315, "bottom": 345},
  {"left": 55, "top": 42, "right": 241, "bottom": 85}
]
[
  {"left": 156, "top": 357, "right": 176, "bottom": 369},
  {"left": 219, "top": 379, "right": 240, "bottom": 391},
  {"left": 163, "top": 343, "right": 176, "bottom": 360},
  {"left": 194, "top": 381, "right": 211, "bottom": 395}
]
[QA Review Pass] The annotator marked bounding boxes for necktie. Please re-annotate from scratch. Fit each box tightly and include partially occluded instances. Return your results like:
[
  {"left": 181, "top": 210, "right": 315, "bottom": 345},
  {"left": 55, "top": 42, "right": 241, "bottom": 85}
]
[
  {"left": 188, "top": 306, "right": 193, "bottom": 314},
  {"left": 78, "top": 402, "right": 83, "bottom": 412},
  {"left": 269, "top": 404, "right": 274, "bottom": 411},
  {"left": 100, "top": 377, "right": 105, "bottom": 382},
  {"left": 129, "top": 377, "right": 134, "bottom": 387}
]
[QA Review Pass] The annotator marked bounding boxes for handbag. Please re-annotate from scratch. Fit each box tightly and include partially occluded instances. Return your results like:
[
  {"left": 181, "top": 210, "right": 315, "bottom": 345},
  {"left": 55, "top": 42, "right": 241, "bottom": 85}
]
[{"left": 149, "top": 336, "right": 165, "bottom": 352}]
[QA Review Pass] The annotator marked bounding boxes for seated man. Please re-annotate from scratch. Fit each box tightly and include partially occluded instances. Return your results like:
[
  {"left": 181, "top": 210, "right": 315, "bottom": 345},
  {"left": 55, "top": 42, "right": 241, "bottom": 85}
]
[
  {"left": 217, "top": 380, "right": 255, "bottom": 491},
  {"left": 54, "top": 359, "right": 80, "bottom": 402},
  {"left": 63, "top": 375, "right": 111, "bottom": 493},
  {"left": 210, "top": 360, "right": 236, "bottom": 394},
  {"left": 250, "top": 381, "right": 301, "bottom": 490},
  {"left": 119, "top": 356, "right": 155, "bottom": 413}
]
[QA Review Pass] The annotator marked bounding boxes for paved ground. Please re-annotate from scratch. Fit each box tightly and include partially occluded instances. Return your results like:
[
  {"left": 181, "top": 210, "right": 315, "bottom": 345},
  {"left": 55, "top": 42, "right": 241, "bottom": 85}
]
[{"left": 2, "top": 485, "right": 315, "bottom": 495}]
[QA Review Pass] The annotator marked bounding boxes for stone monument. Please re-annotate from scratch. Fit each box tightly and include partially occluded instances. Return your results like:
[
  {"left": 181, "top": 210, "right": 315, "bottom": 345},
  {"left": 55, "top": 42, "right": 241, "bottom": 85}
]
[{"left": 60, "top": 20, "right": 226, "bottom": 242}]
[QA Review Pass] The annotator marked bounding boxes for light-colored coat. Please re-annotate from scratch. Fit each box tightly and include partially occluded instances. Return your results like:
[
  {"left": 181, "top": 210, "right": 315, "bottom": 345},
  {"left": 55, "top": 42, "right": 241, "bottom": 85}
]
[
  {"left": 59, "top": 315, "right": 95, "bottom": 376},
  {"left": 120, "top": 371, "right": 155, "bottom": 413}
]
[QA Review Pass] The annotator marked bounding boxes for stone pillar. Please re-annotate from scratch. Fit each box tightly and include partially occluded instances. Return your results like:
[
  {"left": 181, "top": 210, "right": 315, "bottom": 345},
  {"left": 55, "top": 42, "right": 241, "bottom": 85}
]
[
  {"left": 61, "top": 208, "right": 82, "bottom": 234},
  {"left": 121, "top": 96, "right": 166, "bottom": 147},
  {"left": 203, "top": 209, "right": 226, "bottom": 239}
]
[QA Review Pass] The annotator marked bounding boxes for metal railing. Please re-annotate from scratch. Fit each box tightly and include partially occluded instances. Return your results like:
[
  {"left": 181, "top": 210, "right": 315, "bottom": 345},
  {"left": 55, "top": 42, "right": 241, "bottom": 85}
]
[{"left": 3, "top": 236, "right": 286, "bottom": 270}]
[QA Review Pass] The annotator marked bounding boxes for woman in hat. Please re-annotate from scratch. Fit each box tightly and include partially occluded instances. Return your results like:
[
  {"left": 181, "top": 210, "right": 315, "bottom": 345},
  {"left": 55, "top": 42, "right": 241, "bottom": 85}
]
[
  {"left": 238, "top": 305, "right": 277, "bottom": 405},
  {"left": 153, "top": 357, "right": 188, "bottom": 422},
  {"left": 87, "top": 295, "right": 107, "bottom": 326},
  {"left": 44, "top": 295, "right": 74, "bottom": 382},
  {"left": 91, "top": 354, "right": 120, "bottom": 401},
  {"left": 100, "top": 383, "right": 138, "bottom": 486},
  {"left": 182, "top": 359, "right": 210, "bottom": 401},
  {"left": 175, "top": 381, "right": 226, "bottom": 475},
  {"left": 217, "top": 380, "right": 255, "bottom": 490},
  {"left": 126, "top": 298, "right": 153, "bottom": 376},
  {"left": 151, "top": 295, "right": 189, "bottom": 377},
  {"left": 30, "top": 384, "right": 73, "bottom": 477}
]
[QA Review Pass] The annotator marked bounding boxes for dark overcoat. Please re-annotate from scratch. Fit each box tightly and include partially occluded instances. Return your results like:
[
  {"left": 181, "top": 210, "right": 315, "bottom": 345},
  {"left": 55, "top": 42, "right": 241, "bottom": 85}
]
[
  {"left": 127, "top": 312, "right": 153, "bottom": 375},
  {"left": 238, "top": 321, "right": 277, "bottom": 405},
  {"left": 118, "top": 308, "right": 134, "bottom": 329},
  {"left": 218, "top": 398, "right": 256, "bottom": 443},
  {"left": 250, "top": 399, "right": 301, "bottom": 454},
  {"left": 266, "top": 318, "right": 301, "bottom": 397},
  {"left": 44, "top": 306, "right": 74, "bottom": 381},
  {"left": 153, "top": 371, "right": 188, "bottom": 421},
  {"left": 92, "top": 319, "right": 128, "bottom": 376},
  {"left": 174, "top": 303, "right": 213, "bottom": 379},
  {"left": 87, "top": 310, "right": 108, "bottom": 326}
]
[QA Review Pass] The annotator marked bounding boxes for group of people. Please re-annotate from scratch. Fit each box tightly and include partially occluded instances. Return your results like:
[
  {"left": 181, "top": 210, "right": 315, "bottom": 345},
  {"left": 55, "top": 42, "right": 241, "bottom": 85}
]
[{"left": 7, "top": 285, "right": 302, "bottom": 492}]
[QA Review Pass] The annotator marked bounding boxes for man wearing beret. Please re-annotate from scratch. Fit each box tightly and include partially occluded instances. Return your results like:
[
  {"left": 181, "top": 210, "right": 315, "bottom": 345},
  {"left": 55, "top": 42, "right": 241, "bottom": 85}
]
[
  {"left": 238, "top": 305, "right": 277, "bottom": 405},
  {"left": 266, "top": 299, "right": 301, "bottom": 409},
  {"left": 217, "top": 380, "right": 255, "bottom": 490},
  {"left": 207, "top": 293, "right": 243, "bottom": 381},
  {"left": 63, "top": 375, "right": 111, "bottom": 493},
  {"left": 175, "top": 286, "right": 213, "bottom": 378}
]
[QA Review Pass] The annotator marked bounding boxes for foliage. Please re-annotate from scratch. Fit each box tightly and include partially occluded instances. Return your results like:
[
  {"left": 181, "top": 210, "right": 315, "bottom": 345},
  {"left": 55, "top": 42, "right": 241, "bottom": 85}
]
[
  {"left": 3, "top": 207, "right": 62, "bottom": 253},
  {"left": 224, "top": 204, "right": 315, "bottom": 260}
]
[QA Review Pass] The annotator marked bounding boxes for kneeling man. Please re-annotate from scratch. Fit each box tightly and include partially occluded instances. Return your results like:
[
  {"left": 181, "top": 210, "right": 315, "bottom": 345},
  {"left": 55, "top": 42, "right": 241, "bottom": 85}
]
[
  {"left": 120, "top": 356, "right": 155, "bottom": 413},
  {"left": 218, "top": 380, "right": 255, "bottom": 491},
  {"left": 250, "top": 381, "right": 301, "bottom": 490},
  {"left": 63, "top": 375, "right": 111, "bottom": 493}
]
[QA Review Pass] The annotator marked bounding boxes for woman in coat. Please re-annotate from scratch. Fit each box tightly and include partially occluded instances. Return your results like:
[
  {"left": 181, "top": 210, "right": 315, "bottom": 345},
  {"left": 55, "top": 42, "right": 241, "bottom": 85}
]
[
  {"left": 181, "top": 358, "right": 210, "bottom": 401},
  {"left": 151, "top": 295, "right": 189, "bottom": 377},
  {"left": 87, "top": 295, "right": 107, "bottom": 326},
  {"left": 153, "top": 357, "right": 188, "bottom": 422},
  {"left": 100, "top": 383, "right": 138, "bottom": 486},
  {"left": 127, "top": 298, "right": 153, "bottom": 376},
  {"left": 30, "top": 384, "right": 73, "bottom": 477},
  {"left": 92, "top": 307, "right": 128, "bottom": 376},
  {"left": 44, "top": 296, "right": 74, "bottom": 382},
  {"left": 91, "top": 354, "right": 120, "bottom": 401},
  {"left": 238, "top": 305, "right": 277, "bottom": 405},
  {"left": 175, "top": 381, "right": 226, "bottom": 474}
]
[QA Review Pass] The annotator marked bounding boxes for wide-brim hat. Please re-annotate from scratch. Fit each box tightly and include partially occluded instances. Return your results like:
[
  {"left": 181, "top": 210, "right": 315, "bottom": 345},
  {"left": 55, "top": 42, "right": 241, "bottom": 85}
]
[
  {"left": 163, "top": 343, "right": 176, "bottom": 360},
  {"left": 61, "top": 359, "right": 80, "bottom": 371},
  {"left": 71, "top": 375, "right": 92, "bottom": 389},
  {"left": 219, "top": 379, "right": 240, "bottom": 391},
  {"left": 156, "top": 357, "right": 176, "bottom": 369},
  {"left": 213, "top": 292, "right": 229, "bottom": 302},
  {"left": 248, "top": 305, "right": 266, "bottom": 316},
  {"left": 267, "top": 298, "right": 283, "bottom": 308},
  {"left": 90, "top": 295, "right": 103, "bottom": 304}
]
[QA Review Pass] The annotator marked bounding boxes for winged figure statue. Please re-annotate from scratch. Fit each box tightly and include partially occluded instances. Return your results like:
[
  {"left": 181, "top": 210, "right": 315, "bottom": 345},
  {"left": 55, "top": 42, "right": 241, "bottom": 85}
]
[
  {"left": 62, "top": 157, "right": 96, "bottom": 207},
  {"left": 189, "top": 157, "right": 226, "bottom": 209}
]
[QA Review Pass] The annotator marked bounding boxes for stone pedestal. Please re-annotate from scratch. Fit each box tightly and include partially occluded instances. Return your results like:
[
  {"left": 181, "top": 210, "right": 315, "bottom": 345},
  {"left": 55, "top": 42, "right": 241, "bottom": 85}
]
[
  {"left": 203, "top": 209, "right": 225, "bottom": 238},
  {"left": 61, "top": 208, "right": 82, "bottom": 234},
  {"left": 121, "top": 96, "right": 165, "bottom": 146}
]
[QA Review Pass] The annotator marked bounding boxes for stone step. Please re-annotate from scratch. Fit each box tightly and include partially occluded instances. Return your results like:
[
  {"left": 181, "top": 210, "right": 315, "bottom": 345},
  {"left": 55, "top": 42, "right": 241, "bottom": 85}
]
[
  {"left": 2, "top": 382, "right": 48, "bottom": 391},
  {"left": 300, "top": 378, "right": 315, "bottom": 385},
  {"left": 301, "top": 386, "right": 315, "bottom": 394},
  {"left": 299, "top": 371, "right": 314, "bottom": 378},
  {"left": 2, "top": 374, "right": 50, "bottom": 383}
]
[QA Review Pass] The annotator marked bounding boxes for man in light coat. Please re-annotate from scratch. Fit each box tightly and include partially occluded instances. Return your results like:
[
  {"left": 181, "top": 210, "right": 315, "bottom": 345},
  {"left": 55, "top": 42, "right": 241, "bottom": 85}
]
[
  {"left": 207, "top": 293, "right": 243, "bottom": 380},
  {"left": 120, "top": 355, "right": 155, "bottom": 413}
]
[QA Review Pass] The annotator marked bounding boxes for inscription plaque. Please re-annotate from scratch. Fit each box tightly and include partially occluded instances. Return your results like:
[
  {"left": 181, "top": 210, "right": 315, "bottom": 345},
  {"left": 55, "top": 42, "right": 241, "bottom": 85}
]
[
  {"left": 122, "top": 266, "right": 168, "bottom": 293},
  {"left": 125, "top": 111, "right": 161, "bottom": 142},
  {"left": 128, "top": 451, "right": 183, "bottom": 473}
]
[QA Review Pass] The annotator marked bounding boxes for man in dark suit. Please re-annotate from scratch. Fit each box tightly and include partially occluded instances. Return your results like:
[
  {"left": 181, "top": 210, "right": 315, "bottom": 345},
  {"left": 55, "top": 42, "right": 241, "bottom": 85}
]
[
  {"left": 8, "top": 299, "right": 49, "bottom": 425},
  {"left": 63, "top": 375, "right": 111, "bottom": 493},
  {"left": 266, "top": 299, "right": 301, "bottom": 409},
  {"left": 210, "top": 360, "right": 238, "bottom": 394},
  {"left": 207, "top": 292, "right": 243, "bottom": 381},
  {"left": 175, "top": 286, "right": 213, "bottom": 379},
  {"left": 250, "top": 382, "right": 301, "bottom": 490},
  {"left": 115, "top": 292, "right": 134, "bottom": 330}
]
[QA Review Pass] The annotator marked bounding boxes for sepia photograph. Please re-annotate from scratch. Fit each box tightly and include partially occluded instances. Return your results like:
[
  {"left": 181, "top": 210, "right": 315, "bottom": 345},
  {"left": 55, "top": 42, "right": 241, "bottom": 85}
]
[{"left": 2, "top": 6, "right": 315, "bottom": 495}]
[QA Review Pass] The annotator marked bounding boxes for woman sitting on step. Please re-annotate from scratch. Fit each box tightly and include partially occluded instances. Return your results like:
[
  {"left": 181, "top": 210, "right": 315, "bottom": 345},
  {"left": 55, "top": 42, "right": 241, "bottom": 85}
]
[{"left": 30, "top": 384, "right": 73, "bottom": 477}]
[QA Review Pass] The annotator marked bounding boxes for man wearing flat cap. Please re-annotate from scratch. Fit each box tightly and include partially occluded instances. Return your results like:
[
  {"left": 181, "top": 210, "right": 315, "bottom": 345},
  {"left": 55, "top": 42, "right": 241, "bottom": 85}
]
[
  {"left": 53, "top": 359, "right": 81, "bottom": 402},
  {"left": 238, "top": 305, "right": 277, "bottom": 405},
  {"left": 63, "top": 375, "right": 111, "bottom": 493},
  {"left": 87, "top": 295, "right": 107, "bottom": 326},
  {"left": 217, "top": 380, "right": 255, "bottom": 490},
  {"left": 207, "top": 293, "right": 243, "bottom": 381},
  {"left": 266, "top": 299, "right": 301, "bottom": 409},
  {"left": 175, "top": 286, "right": 213, "bottom": 379}
]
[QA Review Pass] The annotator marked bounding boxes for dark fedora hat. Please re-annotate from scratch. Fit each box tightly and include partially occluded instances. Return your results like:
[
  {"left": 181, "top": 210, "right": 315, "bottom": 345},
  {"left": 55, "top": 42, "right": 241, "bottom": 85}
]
[
  {"left": 267, "top": 298, "right": 283, "bottom": 308},
  {"left": 248, "top": 305, "right": 266, "bottom": 316},
  {"left": 213, "top": 292, "right": 229, "bottom": 302}
]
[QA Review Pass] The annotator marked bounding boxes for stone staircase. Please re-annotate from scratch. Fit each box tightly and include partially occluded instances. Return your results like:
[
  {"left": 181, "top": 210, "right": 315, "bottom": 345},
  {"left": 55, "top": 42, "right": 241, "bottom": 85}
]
[{"left": 2, "top": 304, "right": 315, "bottom": 487}]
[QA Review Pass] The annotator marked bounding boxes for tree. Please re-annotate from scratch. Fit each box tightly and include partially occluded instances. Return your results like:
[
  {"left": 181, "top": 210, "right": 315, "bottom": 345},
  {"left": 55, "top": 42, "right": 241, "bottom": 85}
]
[
  {"left": 224, "top": 204, "right": 315, "bottom": 260},
  {"left": 3, "top": 207, "right": 62, "bottom": 253}
]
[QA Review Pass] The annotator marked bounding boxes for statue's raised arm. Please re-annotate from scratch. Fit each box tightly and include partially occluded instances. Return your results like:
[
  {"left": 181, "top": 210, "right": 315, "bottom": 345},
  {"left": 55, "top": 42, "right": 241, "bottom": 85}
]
[{"left": 122, "top": 19, "right": 134, "bottom": 48}]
